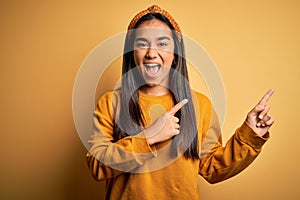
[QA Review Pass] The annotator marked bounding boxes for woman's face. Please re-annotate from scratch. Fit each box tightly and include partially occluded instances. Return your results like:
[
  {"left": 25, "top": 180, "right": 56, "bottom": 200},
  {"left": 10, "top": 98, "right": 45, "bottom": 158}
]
[{"left": 133, "top": 19, "right": 175, "bottom": 86}]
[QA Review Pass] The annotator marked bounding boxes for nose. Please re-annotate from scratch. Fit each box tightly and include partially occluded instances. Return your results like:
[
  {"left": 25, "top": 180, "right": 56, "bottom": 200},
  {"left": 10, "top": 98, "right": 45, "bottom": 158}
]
[{"left": 145, "top": 46, "right": 158, "bottom": 59}]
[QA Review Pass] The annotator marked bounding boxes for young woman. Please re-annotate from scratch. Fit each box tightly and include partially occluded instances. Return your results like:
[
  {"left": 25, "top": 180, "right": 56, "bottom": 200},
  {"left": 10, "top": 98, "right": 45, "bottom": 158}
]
[{"left": 87, "top": 5, "right": 274, "bottom": 200}]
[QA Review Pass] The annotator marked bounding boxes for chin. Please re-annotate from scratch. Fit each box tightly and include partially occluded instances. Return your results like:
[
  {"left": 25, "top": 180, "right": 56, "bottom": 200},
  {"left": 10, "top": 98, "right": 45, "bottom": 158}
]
[
  {"left": 141, "top": 71, "right": 169, "bottom": 87},
  {"left": 144, "top": 80, "right": 160, "bottom": 86}
]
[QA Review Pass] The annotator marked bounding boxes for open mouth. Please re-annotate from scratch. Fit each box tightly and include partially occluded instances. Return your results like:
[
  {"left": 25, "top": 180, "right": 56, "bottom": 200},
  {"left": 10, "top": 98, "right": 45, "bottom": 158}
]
[{"left": 144, "top": 63, "right": 161, "bottom": 78}]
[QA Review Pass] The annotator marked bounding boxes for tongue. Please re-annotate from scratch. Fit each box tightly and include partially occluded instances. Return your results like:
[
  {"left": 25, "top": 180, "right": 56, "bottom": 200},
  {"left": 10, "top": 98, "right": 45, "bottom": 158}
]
[{"left": 147, "top": 66, "right": 159, "bottom": 76}]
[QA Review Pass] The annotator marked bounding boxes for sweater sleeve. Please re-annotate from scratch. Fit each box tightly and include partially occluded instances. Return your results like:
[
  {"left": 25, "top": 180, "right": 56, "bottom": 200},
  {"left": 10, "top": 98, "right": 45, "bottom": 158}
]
[
  {"left": 197, "top": 93, "right": 269, "bottom": 184},
  {"left": 86, "top": 92, "right": 157, "bottom": 181}
]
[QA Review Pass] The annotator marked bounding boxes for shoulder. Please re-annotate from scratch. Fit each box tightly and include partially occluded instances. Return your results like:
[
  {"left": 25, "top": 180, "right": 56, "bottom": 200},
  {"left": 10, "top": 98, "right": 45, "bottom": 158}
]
[
  {"left": 96, "top": 90, "right": 121, "bottom": 115},
  {"left": 191, "top": 90, "right": 215, "bottom": 131},
  {"left": 97, "top": 90, "right": 120, "bottom": 104},
  {"left": 191, "top": 90, "right": 212, "bottom": 109}
]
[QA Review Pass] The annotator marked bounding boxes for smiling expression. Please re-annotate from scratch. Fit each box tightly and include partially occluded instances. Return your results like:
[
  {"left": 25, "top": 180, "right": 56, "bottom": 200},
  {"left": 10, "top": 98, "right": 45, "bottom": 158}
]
[{"left": 133, "top": 19, "right": 175, "bottom": 87}]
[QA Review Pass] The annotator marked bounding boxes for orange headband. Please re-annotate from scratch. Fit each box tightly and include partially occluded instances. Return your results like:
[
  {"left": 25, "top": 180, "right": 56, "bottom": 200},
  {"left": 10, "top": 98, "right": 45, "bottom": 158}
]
[{"left": 127, "top": 5, "right": 182, "bottom": 41}]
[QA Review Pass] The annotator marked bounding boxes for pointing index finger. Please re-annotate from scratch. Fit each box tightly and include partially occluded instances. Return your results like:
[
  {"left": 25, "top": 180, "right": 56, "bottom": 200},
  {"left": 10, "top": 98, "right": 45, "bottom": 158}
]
[
  {"left": 258, "top": 89, "right": 274, "bottom": 105},
  {"left": 168, "top": 99, "right": 189, "bottom": 116}
]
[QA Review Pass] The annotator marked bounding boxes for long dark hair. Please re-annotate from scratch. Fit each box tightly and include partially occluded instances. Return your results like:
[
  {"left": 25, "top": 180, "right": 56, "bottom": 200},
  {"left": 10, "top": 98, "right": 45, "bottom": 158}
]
[{"left": 114, "top": 13, "right": 199, "bottom": 160}]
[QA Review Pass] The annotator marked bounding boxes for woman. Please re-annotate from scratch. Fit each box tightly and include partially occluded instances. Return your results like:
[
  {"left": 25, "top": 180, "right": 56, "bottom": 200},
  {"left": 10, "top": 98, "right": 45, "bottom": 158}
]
[{"left": 87, "top": 5, "right": 274, "bottom": 199}]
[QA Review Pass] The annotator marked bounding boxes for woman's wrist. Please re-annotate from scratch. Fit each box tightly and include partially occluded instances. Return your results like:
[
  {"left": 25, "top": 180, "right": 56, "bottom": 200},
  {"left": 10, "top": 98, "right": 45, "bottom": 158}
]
[{"left": 145, "top": 129, "right": 156, "bottom": 145}]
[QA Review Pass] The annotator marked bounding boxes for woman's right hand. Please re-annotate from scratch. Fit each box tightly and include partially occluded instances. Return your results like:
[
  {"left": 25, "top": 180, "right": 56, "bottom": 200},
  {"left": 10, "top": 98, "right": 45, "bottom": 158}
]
[{"left": 145, "top": 99, "right": 188, "bottom": 145}]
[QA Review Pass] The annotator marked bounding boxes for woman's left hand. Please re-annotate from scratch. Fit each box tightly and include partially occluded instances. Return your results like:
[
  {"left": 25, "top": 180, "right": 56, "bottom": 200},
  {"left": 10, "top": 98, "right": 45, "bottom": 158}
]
[{"left": 246, "top": 89, "right": 275, "bottom": 137}]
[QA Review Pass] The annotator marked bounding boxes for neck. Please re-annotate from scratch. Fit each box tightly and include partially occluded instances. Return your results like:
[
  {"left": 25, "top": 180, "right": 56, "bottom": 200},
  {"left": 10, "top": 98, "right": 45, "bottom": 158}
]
[{"left": 140, "top": 84, "right": 169, "bottom": 96}]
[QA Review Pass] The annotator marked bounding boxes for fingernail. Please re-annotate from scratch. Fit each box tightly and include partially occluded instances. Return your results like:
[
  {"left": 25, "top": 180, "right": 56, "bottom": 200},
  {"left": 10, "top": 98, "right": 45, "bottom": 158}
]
[
  {"left": 259, "top": 115, "right": 263, "bottom": 119},
  {"left": 182, "top": 99, "right": 189, "bottom": 104},
  {"left": 257, "top": 122, "right": 261, "bottom": 127}
]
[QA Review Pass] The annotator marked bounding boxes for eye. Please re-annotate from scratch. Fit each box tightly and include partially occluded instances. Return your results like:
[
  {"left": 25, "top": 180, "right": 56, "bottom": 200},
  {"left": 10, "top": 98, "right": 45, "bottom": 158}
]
[
  {"left": 158, "top": 42, "right": 168, "bottom": 47},
  {"left": 135, "top": 42, "right": 149, "bottom": 48}
]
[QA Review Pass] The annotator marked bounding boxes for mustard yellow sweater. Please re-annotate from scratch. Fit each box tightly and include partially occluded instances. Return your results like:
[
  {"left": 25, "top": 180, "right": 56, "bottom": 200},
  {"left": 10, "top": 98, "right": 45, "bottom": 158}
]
[{"left": 87, "top": 90, "right": 269, "bottom": 200}]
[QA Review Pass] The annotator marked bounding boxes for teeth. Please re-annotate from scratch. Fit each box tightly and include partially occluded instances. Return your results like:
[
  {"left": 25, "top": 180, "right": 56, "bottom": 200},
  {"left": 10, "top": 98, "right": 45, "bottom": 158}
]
[
  {"left": 144, "top": 63, "right": 161, "bottom": 76},
  {"left": 144, "top": 63, "right": 161, "bottom": 68}
]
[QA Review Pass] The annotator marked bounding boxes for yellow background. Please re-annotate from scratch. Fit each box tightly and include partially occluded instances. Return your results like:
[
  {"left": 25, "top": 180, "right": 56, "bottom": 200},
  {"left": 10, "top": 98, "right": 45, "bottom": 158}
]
[{"left": 1, "top": 0, "right": 300, "bottom": 199}]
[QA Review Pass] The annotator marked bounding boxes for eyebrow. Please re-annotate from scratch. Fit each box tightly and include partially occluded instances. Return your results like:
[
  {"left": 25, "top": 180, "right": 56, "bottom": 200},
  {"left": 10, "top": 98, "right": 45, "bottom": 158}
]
[
  {"left": 157, "top": 36, "right": 171, "bottom": 41},
  {"left": 135, "top": 36, "right": 172, "bottom": 42},
  {"left": 135, "top": 37, "right": 148, "bottom": 42}
]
